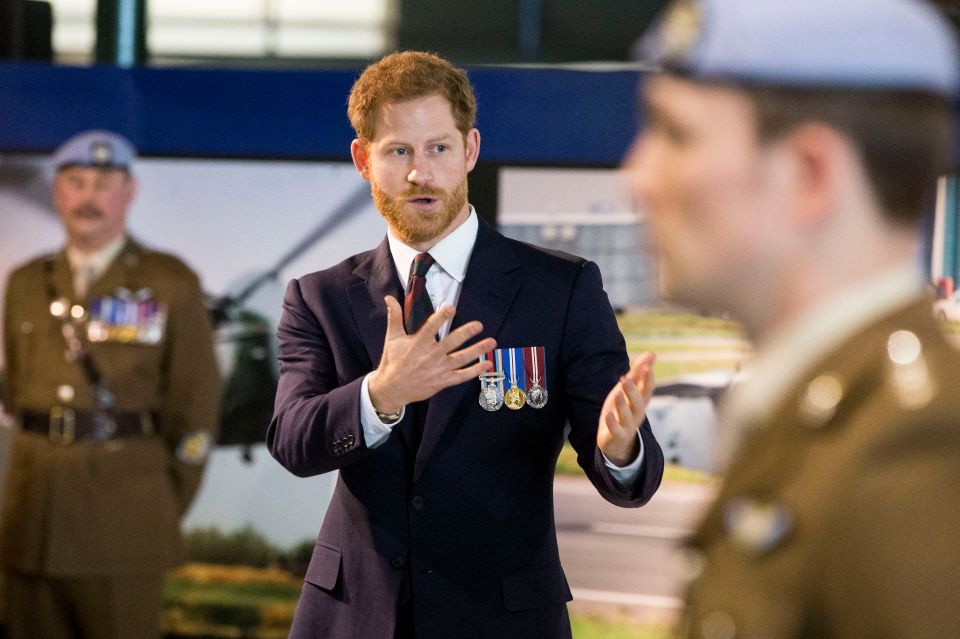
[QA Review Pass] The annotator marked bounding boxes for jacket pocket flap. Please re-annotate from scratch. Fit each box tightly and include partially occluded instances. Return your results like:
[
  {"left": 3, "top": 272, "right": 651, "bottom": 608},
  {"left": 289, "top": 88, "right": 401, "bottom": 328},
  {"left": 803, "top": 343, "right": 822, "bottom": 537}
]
[
  {"left": 502, "top": 564, "right": 572, "bottom": 612},
  {"left": 304, "top": 543, "right": 342, "bottom": 591}
]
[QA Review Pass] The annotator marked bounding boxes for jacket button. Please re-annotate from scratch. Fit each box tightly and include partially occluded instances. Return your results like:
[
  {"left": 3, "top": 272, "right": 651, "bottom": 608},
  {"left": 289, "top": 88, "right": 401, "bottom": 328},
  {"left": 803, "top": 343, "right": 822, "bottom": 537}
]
[
  {"left": 391, "top": 556, "right": 405, "bottom": 569},
  {"left": 411, "top": 496, "right": 424, "bottom": 510}
]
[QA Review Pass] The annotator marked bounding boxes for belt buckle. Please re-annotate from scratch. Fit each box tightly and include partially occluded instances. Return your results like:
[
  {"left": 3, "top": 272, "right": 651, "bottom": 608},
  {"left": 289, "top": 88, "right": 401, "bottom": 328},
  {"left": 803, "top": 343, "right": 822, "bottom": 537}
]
[
  {"left": 140, "top": 412, "right": 155, "bottom": 436},
  {"left": 49, "top": 407, "right": 76, "bottom": 445},
  {"left": 91, "top": 411, "right": 117, "bottom": 441}
]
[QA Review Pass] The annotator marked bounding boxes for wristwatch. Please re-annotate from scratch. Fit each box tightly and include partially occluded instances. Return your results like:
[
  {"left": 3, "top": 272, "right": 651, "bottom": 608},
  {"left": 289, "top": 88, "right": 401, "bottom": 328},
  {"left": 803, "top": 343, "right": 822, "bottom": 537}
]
[{"left": 375, "top": 408, "right": 403, "bottom": 424}]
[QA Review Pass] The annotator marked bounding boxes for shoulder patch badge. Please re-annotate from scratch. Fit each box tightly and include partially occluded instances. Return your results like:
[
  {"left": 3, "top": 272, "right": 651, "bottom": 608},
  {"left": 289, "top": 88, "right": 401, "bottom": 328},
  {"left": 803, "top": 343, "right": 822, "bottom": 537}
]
[{"left": 177, "top": 430, "right": 214, "bottom": 465}]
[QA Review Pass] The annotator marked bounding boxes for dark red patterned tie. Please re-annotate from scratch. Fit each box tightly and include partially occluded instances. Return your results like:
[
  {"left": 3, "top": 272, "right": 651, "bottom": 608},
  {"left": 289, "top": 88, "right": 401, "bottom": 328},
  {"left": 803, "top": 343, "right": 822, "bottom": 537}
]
[{"left": 403, "top": 253, "right": 435, "bottom": 335}]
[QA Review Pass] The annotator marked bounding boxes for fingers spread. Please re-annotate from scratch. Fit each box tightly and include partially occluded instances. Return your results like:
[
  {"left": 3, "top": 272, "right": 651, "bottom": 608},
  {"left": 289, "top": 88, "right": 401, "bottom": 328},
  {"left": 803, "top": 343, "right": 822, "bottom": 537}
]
[
  {"left": 441, "top": 320, "right": 485, "bottom": 353},
  {"left": 604, "top": 411, "right": 620, "bottom": 432},
  {"left": 449, "top": 359, "right": 494, "bottom": 384},
  {"left": 627, "top": 351, "right": 656, "bottom": 384},
  {"left": 418, "top": 304, "right": 456, "bottom": 340},
  {"left": 447, "top": 338, "right": 497, "bottom": 370},
  {"left": 612, "top": 386, "right": 633, "bottom": 431},
  {"left": 383, "top": 295, "right": 405, "bottom": 339},
  {"left": 621, "top": 376, "right": 648, "bottom": 420}
]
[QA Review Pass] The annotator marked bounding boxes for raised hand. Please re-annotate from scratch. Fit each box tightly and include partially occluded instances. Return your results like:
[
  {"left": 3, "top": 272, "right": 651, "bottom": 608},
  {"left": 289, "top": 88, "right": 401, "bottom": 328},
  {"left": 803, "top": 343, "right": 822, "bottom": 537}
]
[
  {"left": 597, "top": 351, "right": 656, "bottom": 467},
  {"left": 368, "top": 295, "right": 496, "bottom": 414}
]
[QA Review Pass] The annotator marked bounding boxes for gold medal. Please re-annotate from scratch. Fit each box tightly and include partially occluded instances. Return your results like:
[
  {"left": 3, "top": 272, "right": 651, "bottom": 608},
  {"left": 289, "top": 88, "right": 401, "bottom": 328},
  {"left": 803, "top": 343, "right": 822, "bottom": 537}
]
[
  {"left": 504, "top": 385, "right": 526, "bottom": 410},
  {"left": 504, "top": 347, "right": 526, "bottom": 410}
]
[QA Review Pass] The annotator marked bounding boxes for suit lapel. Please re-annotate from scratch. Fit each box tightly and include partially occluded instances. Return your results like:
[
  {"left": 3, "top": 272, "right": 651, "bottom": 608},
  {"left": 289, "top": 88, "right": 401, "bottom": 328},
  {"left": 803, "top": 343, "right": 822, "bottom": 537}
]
[
  {"left": 346, "top": 240, "right": 421, "bottom": 451},
  {"left": 346, "top": 238, "right": 405, "bottom": 370},
  {"left": 415, "top": 220, "right": 522, "bottom": 480}
]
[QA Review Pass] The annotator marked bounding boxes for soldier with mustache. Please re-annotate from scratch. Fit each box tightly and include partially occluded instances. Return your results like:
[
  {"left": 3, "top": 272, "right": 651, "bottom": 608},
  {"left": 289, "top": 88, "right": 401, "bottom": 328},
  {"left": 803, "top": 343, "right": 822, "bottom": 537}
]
[
  {"left": 0, "top": 130, "right": 220, "bottom": 638},
  {"left": 268, "top": 51, "right": 665, "bottom": 639}
]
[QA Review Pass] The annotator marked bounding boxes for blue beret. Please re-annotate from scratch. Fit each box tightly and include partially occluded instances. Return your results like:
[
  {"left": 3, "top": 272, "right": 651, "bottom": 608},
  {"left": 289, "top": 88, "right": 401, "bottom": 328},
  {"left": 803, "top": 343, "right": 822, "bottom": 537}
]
[
  {"left": 638, "top": 0, "right": 959, "bottom": 97},
  {"left": 52, "top": 130, "right": 137, "bottom": 171}
]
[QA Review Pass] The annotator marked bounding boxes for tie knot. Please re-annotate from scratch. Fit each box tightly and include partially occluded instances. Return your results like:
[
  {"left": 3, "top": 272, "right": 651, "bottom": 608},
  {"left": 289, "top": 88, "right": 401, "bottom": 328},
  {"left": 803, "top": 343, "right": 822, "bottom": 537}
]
[{"left": 410, "top": 253, "right": 435, "bottom": 279}]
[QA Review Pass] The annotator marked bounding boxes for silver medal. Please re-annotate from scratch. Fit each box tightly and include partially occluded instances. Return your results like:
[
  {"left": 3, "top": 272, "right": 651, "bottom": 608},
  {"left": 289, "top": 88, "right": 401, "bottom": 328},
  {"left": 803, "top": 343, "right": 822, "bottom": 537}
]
[
  {"left": 527, "top": 383, "right": 548, "bottom": 409},
  {"left": 525, "top": 346, "right": 548, "bottom": 409},
  {"left": 478, "top": 372, "right": 505, "bottom": 412}
]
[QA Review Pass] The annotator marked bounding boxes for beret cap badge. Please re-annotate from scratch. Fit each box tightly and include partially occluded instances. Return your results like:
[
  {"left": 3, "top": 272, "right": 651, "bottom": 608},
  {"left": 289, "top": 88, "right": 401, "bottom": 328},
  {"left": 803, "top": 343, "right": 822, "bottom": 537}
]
[
  {"left": 90, "top": 141, "right": 114, "bottom": 166},
  {"left": 650, "top": 0, "right": 703, "bottom": 68}
]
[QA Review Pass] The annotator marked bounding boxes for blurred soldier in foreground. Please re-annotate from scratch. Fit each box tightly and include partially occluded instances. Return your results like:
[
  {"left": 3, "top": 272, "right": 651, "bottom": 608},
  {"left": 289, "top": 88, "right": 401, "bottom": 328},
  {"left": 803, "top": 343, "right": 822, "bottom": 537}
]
[
  {"left": 627, "top": 0, "right": 960, "bottom": 636},
  {"left": 1, "top": 130, "right": 220, "bottom": 638}
]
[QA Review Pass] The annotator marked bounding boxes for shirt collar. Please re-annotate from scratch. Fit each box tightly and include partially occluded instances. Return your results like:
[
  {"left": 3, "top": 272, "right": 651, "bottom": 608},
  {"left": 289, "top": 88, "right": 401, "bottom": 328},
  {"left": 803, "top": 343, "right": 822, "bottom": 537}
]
[
  {"left": 387, "top": 207, "right": 479, "bottom": 288},
  {"left": 65, "top": 234, "right": 127, "bottom": 275}
]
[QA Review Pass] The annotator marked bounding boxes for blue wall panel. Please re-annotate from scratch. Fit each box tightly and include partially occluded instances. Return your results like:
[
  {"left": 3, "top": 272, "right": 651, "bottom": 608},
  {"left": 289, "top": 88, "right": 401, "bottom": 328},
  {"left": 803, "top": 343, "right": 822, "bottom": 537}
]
[{"left": 0, "top": 62, "right": 641, "bottom": 166}]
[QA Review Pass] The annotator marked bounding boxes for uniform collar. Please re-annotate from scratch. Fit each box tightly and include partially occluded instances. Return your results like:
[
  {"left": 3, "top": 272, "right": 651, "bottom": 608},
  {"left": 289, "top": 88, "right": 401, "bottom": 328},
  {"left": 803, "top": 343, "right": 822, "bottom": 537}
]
[
  {"left": 718, "top": 262, "right": 925, "bottom": 459},
  {"left": 65, "top": 234, "right": 127, "bottom": 276},
  {"left": 387, "top": 207, "right": 479, "bottom": 288}
]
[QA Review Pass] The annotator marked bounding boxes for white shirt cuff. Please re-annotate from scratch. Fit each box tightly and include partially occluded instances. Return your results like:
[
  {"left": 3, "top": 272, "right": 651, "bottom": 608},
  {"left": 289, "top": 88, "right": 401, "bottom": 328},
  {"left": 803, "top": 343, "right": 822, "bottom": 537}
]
[
  {"left": 601, "top": 430, "right": 645, "bottom": 487},
  {"left": 360, "top": 373, "right": 406, "bottom": 450}
]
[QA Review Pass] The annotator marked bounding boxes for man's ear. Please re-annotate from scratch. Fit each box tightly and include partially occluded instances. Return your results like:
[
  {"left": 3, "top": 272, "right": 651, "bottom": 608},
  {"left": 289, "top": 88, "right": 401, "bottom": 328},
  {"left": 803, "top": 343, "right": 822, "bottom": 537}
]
[
  {"left": 351, "top": 139, "right": 371, "bottom": 179},
  {"left": 123, "top": 174, "right": 139, "bottom": 207},
  {"left": 783, "top": 123, "right": 845, "bottom": 227},
  {"left": 464, "top": 128, "right": 481, "bottom": 173}
]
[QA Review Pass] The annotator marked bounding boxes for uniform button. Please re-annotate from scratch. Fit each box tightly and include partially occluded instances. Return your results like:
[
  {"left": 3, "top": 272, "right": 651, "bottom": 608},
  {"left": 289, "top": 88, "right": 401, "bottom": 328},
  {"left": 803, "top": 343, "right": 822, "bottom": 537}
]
[
  {"left": 56, "top": 385, "right": 75, "bottom": 403},
  {"left": 391, "top": 556, "right": 405, "bottom": 569},
  {"left": 412, "top": 496, "right": 424, "bottom": 510},
  {"left": 799, "top": 373, "right": 844, "bottom": 428},
  {"left": 49, "top": 299, "right": 68, "bottom": 318}
]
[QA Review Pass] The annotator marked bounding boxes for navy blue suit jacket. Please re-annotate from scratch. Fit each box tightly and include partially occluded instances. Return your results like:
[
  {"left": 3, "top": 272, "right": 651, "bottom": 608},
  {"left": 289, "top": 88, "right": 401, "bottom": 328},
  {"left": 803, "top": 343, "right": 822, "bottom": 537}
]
[{"left": 268, "top": 219, "right": 664, "bottom": 639}]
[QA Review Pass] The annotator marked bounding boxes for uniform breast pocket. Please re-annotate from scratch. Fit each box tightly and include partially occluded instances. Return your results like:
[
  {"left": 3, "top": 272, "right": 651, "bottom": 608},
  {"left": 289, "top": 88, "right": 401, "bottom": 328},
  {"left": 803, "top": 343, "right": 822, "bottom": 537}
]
[
  {"left": 94, "top": 341, "right": 164, "bottom": 387},
  {"left": 15, "top": 318, "right": 57, "bottom": 375}
]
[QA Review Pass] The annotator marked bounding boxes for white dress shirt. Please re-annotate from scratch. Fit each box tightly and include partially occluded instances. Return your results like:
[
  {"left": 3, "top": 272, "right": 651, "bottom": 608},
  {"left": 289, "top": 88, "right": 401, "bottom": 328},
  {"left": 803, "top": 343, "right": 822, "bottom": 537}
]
[{"left": 358, "top": 209, "right": 645, "bottom": 485}]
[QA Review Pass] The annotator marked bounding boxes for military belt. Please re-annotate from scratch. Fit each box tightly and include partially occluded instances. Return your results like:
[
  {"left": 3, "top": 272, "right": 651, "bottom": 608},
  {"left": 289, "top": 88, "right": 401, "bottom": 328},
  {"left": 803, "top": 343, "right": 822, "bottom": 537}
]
[{"left": 19, "top": 409, "right": 158, "bottom": 445}]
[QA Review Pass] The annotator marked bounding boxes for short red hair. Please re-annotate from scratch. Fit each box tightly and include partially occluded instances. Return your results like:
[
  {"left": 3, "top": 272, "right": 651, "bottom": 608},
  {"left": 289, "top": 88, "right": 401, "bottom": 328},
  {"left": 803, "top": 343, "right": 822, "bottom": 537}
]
[{"left": 348, "top": 51, "right": 477, "bottom": 144}]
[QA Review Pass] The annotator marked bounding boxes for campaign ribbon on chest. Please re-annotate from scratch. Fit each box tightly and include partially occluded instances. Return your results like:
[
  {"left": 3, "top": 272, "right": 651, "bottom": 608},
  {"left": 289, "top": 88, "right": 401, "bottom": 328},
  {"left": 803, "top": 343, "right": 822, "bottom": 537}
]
[
  {"left": 477, "top": 346, "right": 548, "bottom": 412},
  {"left": 87, "top": 289, "right": 167, "bottom": 345},
  {"left": 522, "top": 346, "right": 548, "bottom": 409}
]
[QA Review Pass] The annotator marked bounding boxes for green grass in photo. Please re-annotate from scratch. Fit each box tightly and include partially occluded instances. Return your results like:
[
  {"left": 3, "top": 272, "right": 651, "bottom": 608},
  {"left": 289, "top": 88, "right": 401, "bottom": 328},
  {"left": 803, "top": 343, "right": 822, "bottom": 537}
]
[
  {"left": 162, "top": 566, "right": 674, "bottom": 638},
  {"left": 555, "top": 443, "right": 714, "bottom": 483},
  {"left": 617, "top": 309, "right": 751, "bottom": 380},
  {"left": 650, "top": 359, "right": 743, "bottom": 380},
  {"left": 616, "top": 311, "right": 744, "bottom": 338},
  {"left": 570, "top": 614, "right": 670, "bottom": 639}
]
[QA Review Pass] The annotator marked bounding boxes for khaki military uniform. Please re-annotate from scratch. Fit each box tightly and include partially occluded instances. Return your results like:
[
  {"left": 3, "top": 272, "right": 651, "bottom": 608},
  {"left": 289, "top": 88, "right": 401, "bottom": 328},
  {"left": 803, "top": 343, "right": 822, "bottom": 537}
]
[
  {"left": 0, "top": 238, "right": 220, "bottom": 638},
  {"left": 679, "top": 298, "right": 960, "bottom": 639}
]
